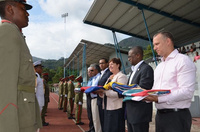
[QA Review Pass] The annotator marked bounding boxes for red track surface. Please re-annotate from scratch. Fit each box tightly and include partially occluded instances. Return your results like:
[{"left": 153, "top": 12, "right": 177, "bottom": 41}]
[
  {"left": 40, "top": 92, "right": 200, "bottom": 132},
  {"left": 40, "top": 92, "right": 89, "bottom": 132}
]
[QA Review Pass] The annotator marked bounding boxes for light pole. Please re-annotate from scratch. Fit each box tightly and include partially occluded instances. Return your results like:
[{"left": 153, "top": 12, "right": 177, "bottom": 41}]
[{"left": 61, "top": 13, "right": 68, "bottom": 78}]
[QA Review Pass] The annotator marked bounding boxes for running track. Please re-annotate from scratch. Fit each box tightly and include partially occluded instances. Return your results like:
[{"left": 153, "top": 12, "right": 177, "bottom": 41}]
[
  {"left": 40, "top": 92, "right": 90, "bottom": 132},
  {"left": 40, "top": 92, "right": 200, "bottom": 132}
]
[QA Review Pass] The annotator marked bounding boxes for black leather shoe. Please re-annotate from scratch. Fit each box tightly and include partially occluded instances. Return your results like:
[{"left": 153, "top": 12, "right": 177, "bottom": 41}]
[
  {"left": 43, "top": 122, "right": 49, "bottom": 126},
  {"left": 85, "top": 130, "right": 94, "bottom": 132},
  {"left": 76, "top": 122, "right": 84, "bottom": 125},
  {"left": 68, "top": 116, "right": 75, "bottom": 119}
]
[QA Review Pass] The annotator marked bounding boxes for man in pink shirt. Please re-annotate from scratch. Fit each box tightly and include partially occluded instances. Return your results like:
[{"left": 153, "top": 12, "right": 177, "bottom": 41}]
[{"left": 144, "top": 31, "right": 196, "bottom": 132}]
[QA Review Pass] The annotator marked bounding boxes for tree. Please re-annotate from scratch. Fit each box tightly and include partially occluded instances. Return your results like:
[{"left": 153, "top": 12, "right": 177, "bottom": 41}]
[
  {"left": 144, "top": 44, "right": 157, "bottom": 60},
  {"left": 52, "top": 67, "right": 64, "bottom": 83}
]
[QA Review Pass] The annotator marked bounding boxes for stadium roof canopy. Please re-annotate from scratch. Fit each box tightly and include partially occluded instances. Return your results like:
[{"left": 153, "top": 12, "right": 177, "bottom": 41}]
[
  {"left": 65, "top": 39, "right": 127, "bottom": 69},
  {"left": 83, "top": 0, "right": 200, "bottom": 47}
]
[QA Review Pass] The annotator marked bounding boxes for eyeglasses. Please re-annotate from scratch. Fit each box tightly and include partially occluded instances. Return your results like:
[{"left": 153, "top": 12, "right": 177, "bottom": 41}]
[{"left": 90, "top": 70, "right": 94, "bottom": 72}]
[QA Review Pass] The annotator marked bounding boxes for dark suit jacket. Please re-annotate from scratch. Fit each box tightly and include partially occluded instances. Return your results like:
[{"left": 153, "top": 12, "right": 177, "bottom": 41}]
[
  {"left": 126, "top": 62, "right": 154, "bottom": 124},
  {"left": 97, "top": 68, "right": 112, "bottom": 106}
]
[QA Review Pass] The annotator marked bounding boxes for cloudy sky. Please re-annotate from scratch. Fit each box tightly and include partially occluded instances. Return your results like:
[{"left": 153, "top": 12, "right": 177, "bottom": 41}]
[{"left": 22, "top": 0, "right": 129, "bottom": 60}]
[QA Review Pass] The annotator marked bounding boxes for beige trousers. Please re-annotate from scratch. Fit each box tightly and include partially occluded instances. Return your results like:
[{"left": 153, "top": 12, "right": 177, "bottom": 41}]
[{"left": 91, "top": 98, "right": 102, "bottom": 132}]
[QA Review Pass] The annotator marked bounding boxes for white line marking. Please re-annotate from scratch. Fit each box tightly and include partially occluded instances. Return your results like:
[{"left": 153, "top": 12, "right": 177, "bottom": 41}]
[
  {"left": 72, "top": 119, "right": 85, "bottom": 132},
  {"left": 50, "top": 93, "right": 85, "bottom": 132},
  {"left": 50, "top": 93, "right": 58, "bottom": 104}
]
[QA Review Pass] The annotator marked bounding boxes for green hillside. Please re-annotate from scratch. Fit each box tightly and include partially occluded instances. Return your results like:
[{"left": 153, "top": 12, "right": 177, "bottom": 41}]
[
  {"left": 118, "top": 36, "right": 150, "bottom": 49},
  {"left": 32, "top": 56, "right": 65, "bottom": 70}
]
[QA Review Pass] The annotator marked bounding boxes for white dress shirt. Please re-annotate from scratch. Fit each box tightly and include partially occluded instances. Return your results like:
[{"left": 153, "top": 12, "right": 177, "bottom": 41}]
[
  {"left": 90, "top": 73, "right": 101, "bottom": 98},
  {"left": 153, "top": 49, "right": 196, "bottom": 109},
  {"left": 100, "top": 68, "right": 108, "bottom": 78},
  {"left": 129, "top": 60, "right": 144, "bottom": 85}
]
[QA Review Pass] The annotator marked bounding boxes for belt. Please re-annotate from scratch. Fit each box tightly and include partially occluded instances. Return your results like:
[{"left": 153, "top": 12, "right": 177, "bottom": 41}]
[{"left": 157, "top": 108, "right": 188, "bottom": 113}]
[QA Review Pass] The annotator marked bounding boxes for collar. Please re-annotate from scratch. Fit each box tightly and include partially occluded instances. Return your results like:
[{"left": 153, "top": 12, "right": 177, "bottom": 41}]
[
  {"left": 89, "top": 77, "right": 93, "bottom": 81},
  {"left": 1, "top": 19, "right": 22, "bottom": 32},
  {"left": 1, "top": 19, "right": 12, "bottom": 23},
  {"left": 101, "top": 68, "right": 108, "bottom": 74},
  {"left": 131, "top": 60, "right": 144, "bottom": 72},
  {"left": 93, "top": 73, "right": 100, "bottom": 79},
  {"left": 161, "top": 49, "right": 178, "bottom": 62},
  {"left": 35, "top": 72, "right": 41, "bottom": 78}
]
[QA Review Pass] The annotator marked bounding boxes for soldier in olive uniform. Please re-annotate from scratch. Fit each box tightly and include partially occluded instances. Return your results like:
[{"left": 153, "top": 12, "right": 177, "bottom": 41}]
[
  {"left": 74, "top": 76, "right": 84, "bottom": 125},
  {"left": 0, "top": 0, "right": 42, "bottom": 131},
  {"left": 63, "top": 77, "right": 69, "bottom": 112},
  {"left": 41, "top": 73, "right": 50, "bottom": 126},
  {"left": 67, "top": 75, "right": 75, "bottom": 119},
  {"left": 58, "top": 78, "right": 64, "bottom": 110}
]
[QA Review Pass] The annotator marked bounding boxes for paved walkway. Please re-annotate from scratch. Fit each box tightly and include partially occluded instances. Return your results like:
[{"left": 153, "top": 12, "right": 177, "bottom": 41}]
[{"left": 40, "top": 92, "right": 200, "bottom": 132}]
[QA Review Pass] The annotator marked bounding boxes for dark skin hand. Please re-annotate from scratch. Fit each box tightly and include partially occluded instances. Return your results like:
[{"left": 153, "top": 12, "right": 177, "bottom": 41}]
[
  {"left": 143, "top": 95, "right": 158, "bottom": 103},
  {"left": 93, "top": 89, "right": 105, "bottom": 96}
]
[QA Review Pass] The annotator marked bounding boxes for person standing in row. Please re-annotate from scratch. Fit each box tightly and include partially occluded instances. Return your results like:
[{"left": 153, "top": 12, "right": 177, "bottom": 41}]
[
  {"left": 85, "top": 67, "right": 95, "bottom": 132},
  {"left": 34, "top": 61, "right": 45, "bottom": 113},
  {"left": 63, "top": 77, "right": 69, "bottom": 112},
  {"left": 144, "top": 31, "right": 196, "bottom": 132},
  {"left": 41, "top": 72, "right": 50, "bottom": 126},
  {"left": 97, "top": 58, "right": 112, "bottom": 131},
  {"left": 127, "top": 46, "right": 154, "bottom": 132},
  {"left": 67, "top": 75, "right": 75, "bottom": 119},
  {"left": 90, "top": 64, "right": 102, "bottom": 132},
  {"left": 0, "top": 1, "right": 42, "bottom": 131},
  {"left": 58, "top": 78, "right": 64, "bottom": 110},
  {"left": 74, "top": 75, "right": 84, "bottom": 125},
  {"left": 99, "top": 58, "right": 128, "bottom": 132}
]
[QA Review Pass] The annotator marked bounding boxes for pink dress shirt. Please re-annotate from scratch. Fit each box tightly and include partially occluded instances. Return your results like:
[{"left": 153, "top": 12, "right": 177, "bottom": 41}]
[
  {"left": 153, "top": 49, "right": 196, "bottom": 109},
  {"left": 194, "top": 55, "right": 200, "bottom": 61}
]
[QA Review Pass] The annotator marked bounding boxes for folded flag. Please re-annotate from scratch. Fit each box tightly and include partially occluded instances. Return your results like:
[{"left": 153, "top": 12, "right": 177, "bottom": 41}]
[
  {"left": 122, "top": 89, "right": 171, "bottom": 102},
  {"left": 81, "top": 81, "right": 137, "bottom": 94},
  {"left": 107, "top": 83, "right": 171, "bottom": 102},
  {"left": 80, "top": 86, "right": 90, "bottom": 92},
  {"left": 84, "top": 86, "right": 104, "bottom": 93},
  {"left": 123, "top": 96, "right": 147, "bottom": 102},
  {"left": 111, "top": 82, "right": 139, "bottom": 94},
  {"left": 103, "top": 82, "right": 115, "bottom": 90},
  {"left": 123, "top": 89, "right": 171, "bottom": 97},
  {"left": 123, "top": 96, "right": 133, "bottom": 102},
  {"left": 122, "top": 88, "right": 145, "bottom": 96}
]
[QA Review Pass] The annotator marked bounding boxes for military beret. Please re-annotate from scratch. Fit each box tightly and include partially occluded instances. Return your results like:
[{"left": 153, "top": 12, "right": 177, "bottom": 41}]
[
  {"left": 33, "top": 60, "right": 44, "bottom": 67},
  {"left": 75, "top": 75, "right": 83, "bottom": 82},
  {"left": 59, "top": 78, "right": 65, "bottom": 81},
  {"left": 68, "top": 75, "right": 75, "bottom": 79},
  {"left": 42, "top": 73, "right": 48, "bottom": 76},
  {"left": 0, "top": 0, "right": 32, "bottom": 10},
  {"left": 64, "top": 77, "right": 69, "bottom": 81}
]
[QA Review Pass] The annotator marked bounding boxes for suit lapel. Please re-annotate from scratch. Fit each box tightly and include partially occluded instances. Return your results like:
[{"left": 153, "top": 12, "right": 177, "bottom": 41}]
[
  {"left": 100, "top": 69, "right": 107, "bottom": 79},
  {"left": 130, "top": 62, "right": 145, "bottom": 84}
]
